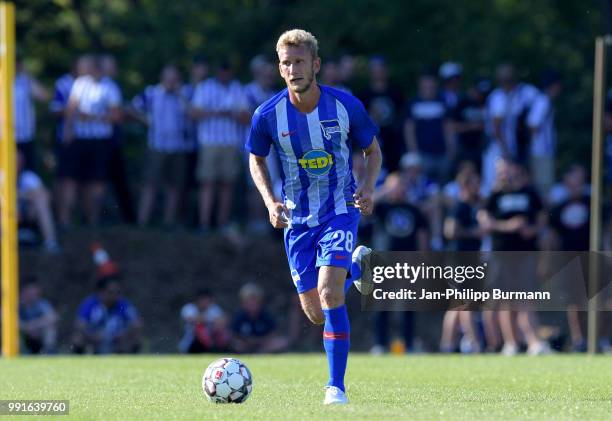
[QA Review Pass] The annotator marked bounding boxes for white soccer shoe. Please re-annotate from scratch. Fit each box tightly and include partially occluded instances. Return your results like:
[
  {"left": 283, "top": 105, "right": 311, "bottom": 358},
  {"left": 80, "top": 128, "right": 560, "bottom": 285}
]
[
  {"left": 323, "top": 386, "right": 348, "bottom": 405},
  {"left": 351, "top": 245, "right": 373, "bottom": 295}
]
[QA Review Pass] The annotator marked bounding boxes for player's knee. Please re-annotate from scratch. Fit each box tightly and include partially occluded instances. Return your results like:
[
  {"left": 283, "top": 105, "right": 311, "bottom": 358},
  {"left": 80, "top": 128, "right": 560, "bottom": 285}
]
[{"left": 318, "top": 286, "right": 343, "bottom": 309}]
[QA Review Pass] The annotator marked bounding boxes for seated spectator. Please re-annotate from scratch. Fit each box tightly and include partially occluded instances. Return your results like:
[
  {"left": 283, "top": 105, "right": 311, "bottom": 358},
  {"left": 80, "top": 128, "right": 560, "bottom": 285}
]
[
  {"left": 179, "top": 288, "right": 230, "bottom": 353},
  {"left": 72, "top": 276, "right": 142, "bottom": 354},
  {"left": 17, "top": 152, "right": 60, "bottom": 253},
  {"left": 394, "top": 153, "right": 442, "bottom": 249},
  {"left": 231, "top": 283, "right": 289, "bottom": 353},
  {"left": 19, "top": 277, "right": 58, "bottom": 354}
]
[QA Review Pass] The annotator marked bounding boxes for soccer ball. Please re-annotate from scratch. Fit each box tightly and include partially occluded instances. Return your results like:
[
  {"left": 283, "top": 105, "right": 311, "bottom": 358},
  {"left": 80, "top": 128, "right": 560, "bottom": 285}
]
[{"left": 202, "top": 357, "right": 253, "bottom": 404}]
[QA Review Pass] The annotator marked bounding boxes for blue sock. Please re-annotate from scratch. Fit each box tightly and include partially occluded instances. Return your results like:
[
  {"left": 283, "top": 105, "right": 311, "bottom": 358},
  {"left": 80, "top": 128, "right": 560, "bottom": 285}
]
[
  {"left": 323, "top": 305, "right": 350, "bottom": 392},
  {"left": 344, "top": 261, "right": 361, "bottom": 294}
]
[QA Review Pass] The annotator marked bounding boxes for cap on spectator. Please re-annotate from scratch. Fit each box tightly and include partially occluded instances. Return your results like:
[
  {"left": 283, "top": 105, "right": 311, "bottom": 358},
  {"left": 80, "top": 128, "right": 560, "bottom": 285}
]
[
  {"left": 239, "top": 282, "right": 263, "bottom": 301},
  {"left": 439, "top": 61, "right": 463, "bottom": 80},
  {"left": 91, "top": 242, "right": 119, "bottom": 279},
  {"left": 400, "top": 152, "right": 422, "bottom": 169}
]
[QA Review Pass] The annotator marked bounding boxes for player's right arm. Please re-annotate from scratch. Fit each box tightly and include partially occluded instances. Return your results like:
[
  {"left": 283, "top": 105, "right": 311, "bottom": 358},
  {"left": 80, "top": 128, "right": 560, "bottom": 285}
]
[
  {"left": 246, "top": 107, "right": 288, "bottom": 229},
  {"left": 249, "top": 154, "right": 288, "bottom": 228}
]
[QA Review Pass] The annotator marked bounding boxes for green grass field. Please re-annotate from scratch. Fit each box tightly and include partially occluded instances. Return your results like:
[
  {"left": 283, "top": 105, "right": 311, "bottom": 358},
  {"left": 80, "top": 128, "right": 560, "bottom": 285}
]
[{"left": 1, "top": 354, "right": 611, "bottom": 420}]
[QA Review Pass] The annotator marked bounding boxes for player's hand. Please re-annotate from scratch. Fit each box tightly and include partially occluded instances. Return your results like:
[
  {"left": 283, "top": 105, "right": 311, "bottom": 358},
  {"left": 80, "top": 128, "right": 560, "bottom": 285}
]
[
  {"left": 354, "top": 186, "right": 374, "bottom": 216},
  {"left": 267, "top": 202, "right": 289, "bottom": 228}
]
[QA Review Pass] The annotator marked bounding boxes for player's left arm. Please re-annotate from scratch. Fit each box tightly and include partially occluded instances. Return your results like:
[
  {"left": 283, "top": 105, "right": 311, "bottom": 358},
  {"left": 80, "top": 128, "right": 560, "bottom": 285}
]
[{"left": 354, "top": 136, "right": 382, "bottom": 216}]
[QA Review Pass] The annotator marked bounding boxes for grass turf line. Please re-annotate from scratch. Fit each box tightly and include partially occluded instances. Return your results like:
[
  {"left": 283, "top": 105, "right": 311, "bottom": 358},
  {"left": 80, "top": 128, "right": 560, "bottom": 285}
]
[{"left": 1, "top": 354, "right": 611, "bottom": 420}]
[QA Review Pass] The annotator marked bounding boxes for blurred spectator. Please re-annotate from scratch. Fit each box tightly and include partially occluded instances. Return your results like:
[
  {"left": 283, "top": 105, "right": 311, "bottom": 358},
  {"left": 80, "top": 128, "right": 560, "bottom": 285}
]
[
  {"left": 478, "top": 159, "right": 550, "bottom": 355},
  {"left": 101, "top": 54, "right": 136, "bottom": 224},
  {"left": 548, "top": 164, "right": 590, "bottom": 351},
  {"left": 244, "top": 55, "right": 280, "bottom": 235},
  {"left": 338, "top": 53, "right": 356, "bottom": 90},
  {"left": 528, "top": 69, "right": 562, "bottom": 195},
  {"left": 404, "top": 72, "right": 454, "bottom": 182},
  {"left": 12, "top": 56, "right": 50, "bottom": 170},
  {"left": 61, "top": 55, "right": 122, "bottom": 226},
  {"left": 393, "top": 152, "right": 443, "bottom": 249},
  {"left": 321, "top": 59, "right": 351, "bottom": 93},
  {"left": 181, "top": 56, "right": 209, "bottom": 197},
  {"left": 19, "top": 278, "right": 58, "bottom": 354},
  {"left": 72, "top": 276, "right": 142, "bottom": 354},
  {"left": 440, "top": 168, "right": 485, "bottom": 353},
  {"left": 17, "top": 152, "right": 60, "bottom": 252},
  {"left": 360, "top": 56, "right": 404, "bottom": 172},
  {"left": 547, "top": 165, "right": 591, "bottom": 207},
  {"left": 132, "top": 64, "right": 190, "bottom": 227},
  {"left": 179, "top": 288, "right": 230, "bottom": 353},
  {"left": 370, "top": 173, "right": 429, "bottom": 354},
  {"left": 482, "top": 63, "right": 538, "bottom": 193},
  {"left": 191, "top": 62, "right": 249, "bottom": 234},
  {"left": 451, "top": 79, "right": 490, "bottom": 172},
  {"left": 439, "top": 61, "right": 463, "bottom": 114},
  {"left": 231, "top": 283, "right": 289, "bottom": 353}
]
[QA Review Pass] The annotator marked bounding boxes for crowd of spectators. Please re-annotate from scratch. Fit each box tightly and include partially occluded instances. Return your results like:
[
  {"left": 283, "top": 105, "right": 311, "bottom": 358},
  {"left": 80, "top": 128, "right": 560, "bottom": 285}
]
[{"left": 9, "top": 51, "right": 612, "bottom": 355}]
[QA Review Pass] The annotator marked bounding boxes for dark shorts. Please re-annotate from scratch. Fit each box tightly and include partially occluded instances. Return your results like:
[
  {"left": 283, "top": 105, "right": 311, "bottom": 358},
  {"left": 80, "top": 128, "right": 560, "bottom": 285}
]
[
  {"left": 17, "top": 141, "right": 35, "bottom": 171},
  {"left": 62, "top": 138, "right": 112, "bottom": 182}
]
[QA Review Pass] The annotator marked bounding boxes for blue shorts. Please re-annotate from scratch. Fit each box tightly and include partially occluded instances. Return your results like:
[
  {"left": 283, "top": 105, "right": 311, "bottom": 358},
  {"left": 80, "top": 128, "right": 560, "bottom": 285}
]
[{"left": 284, "top": 208, "right": 360, "bottom": 294}]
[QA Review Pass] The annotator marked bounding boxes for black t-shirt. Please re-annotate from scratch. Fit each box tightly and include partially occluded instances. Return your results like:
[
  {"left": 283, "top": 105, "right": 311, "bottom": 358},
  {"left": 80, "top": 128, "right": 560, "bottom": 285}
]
[
  {"left": 376, "top": 202, "right": 428, "bottom": 251},
  {"left": 485, "top": 186, "right": 543, "bottom": 251},
  {"left": 232, "top": 310, "right": 276, "bottom": 337},
  {"left": 549, "top": 195, "right": 590, "bottom": 251},
  {"left": 451, "top": 97, "right": 485, "bottom": 151},
  {"left": 405, "top": 95, "right": 448, "bottom": 156},
  {"left": 450, "top": 200, "right": 481, "bottom": 251},
  {"left": 360, "top": 87, "right": 405, "bottom": 172}
]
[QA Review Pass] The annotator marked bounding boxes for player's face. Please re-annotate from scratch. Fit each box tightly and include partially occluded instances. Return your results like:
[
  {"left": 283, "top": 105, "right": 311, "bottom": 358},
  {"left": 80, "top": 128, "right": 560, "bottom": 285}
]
[{"left": 278, "top": 45, "right": 320, "bottom": 94}]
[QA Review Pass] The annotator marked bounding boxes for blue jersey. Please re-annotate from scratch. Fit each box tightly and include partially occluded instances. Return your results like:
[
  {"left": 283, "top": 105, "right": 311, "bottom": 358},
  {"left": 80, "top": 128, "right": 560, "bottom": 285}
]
[{"left": 246, "top": 85, "right": 378, "bottom": 228}]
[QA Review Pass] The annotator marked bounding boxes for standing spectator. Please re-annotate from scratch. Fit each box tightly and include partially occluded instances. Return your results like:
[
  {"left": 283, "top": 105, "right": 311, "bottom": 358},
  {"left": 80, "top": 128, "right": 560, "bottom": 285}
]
[
  {"left": 19, "top": 278, "right": 58, "bottom": 354},
  {"left": 191, "top": 62, "right": 249, "bottom": 233},
  {"left": 61, "top": 55, "right": 122, "bottom": 226},
  {"left": 360, "top": 56, "right": 404, "bottom": 172},
  {"left": 404, "top": 72, "right": 454, "bottom": 182},
  {"left": 244, "top": 55, "right": 279, "bottom": 234},
  {"left": 132, "top": 64, "right": 190, "bottom": 227},
  {"left": 338, "top": 53, "right": 356, "bottom": 90},
  {"left": 72, "top": 276, "right": 142, "bottom": 354},
  {"left": 182, "top": 56, "right": 210, "bottom": 197},
  {"left": 11, "top": 56, "right": 50, "bottom": 170},
  {"left": 370, "top": 173, "right": 429, "bottom": 354},
  {"left": 17, "top": 152, "right": 60, "bottom": 252},
  {"left": 440, "top": 168, "right": 486, "bottom": 353},
  {"left": 179, "top": 288, "right": 230, "bottom": 353},
  {"left": 548, "top": 165, "right": 590, "bottom": 351},
  {"left": 482, "top": 63, "right": 539, "bottom": 193},
  {"left": 528, "top": 70, "right": 563, "bottom": 196},
  {"left": 231, "top": 283, "right": 289, "bottom": 353},
  {"left": 451, "top": 79, "right": 491, "bottom": 173},
  {"left": 478, "top": 159, "right": 550, "bottom": 355},
  {"left": 321, "top": 59, "right": 351, "bottom": 93},
  {"left": 439, "top": 61, "right": 463, "bottom": 114},
  {"left": 101, "top": 54, "right": 136, "bottom": 224}
]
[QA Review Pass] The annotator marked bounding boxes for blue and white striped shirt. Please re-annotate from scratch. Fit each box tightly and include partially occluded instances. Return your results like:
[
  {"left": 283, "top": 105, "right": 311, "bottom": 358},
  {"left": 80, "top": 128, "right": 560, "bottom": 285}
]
[
  {"left": 69, "top": 75, "right": 121, "bottom": 139},
  {"left": 49, "top": 73, "right": 75, "bottom": 142},
  {"left": 192, "top": 78, "right": 248, "bottom": 147},
  {"left": 14, "top": 73, "right": 36, "bottom": 142},
  {"left": 246, "top": 85, "right": 378, "bottom": 228},
  {"left": 132, "top": 84, "right": 190, "bottom": 152}
]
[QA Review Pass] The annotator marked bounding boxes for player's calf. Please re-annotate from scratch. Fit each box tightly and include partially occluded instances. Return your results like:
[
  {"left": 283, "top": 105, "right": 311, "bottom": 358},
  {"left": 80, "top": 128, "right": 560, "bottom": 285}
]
[{"left": 299, "top": 289, "right": 325, "bottom": 325}]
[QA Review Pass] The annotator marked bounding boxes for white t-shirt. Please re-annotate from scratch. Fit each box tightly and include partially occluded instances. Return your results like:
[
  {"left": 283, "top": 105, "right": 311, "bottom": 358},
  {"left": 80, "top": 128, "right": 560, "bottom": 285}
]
[{"left": 69, "top": 75, "right": 121, "bottom": 139}]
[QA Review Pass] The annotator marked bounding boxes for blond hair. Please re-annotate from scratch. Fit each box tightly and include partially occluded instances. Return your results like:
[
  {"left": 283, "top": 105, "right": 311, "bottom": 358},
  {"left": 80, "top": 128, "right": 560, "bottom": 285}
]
[{"left": 276, "top": 29, "right": 319, "bottom": 59}]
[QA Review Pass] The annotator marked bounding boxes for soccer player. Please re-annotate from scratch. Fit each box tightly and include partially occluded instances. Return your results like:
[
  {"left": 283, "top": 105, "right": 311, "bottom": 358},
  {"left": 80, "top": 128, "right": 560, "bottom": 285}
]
[{"left": 246, "top": 29, "right": 382, "bottom": 404}]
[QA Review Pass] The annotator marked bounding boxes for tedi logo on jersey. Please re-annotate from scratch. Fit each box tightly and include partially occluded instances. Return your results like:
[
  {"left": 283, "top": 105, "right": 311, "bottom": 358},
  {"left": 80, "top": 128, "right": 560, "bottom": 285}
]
[
  {"left": 320, "top": 119, "right": 341, "bottom": 140},
  {"left": 298, "top": 149, "right": 334, "bottom": 176}
]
